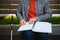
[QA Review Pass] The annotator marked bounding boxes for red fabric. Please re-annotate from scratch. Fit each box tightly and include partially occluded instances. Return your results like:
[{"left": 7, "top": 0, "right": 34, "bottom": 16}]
[{"left": 28, "top": 0, "right": 36, "bottom": 20}]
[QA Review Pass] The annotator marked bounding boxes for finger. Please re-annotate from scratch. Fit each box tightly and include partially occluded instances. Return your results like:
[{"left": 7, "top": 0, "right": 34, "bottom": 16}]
[
  {"left": 28, "top": 20, "right": 31, "bottom": 24},
  {"left": 23, "top": 21, "right": 26, "bottom": 25},
  {"left": 20, "top": 21, "right": 24, "bottom": 26},
  {"left": 20, "top": 22, "right": 23, "bottom": 26},
  {"left": 29, "top": 20, "right": 33, "bottom": 24}
]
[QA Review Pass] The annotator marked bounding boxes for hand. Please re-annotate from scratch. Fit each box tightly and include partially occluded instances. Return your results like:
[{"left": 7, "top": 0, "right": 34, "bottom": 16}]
[
  {"left": 20, "top": 19, "right": 26, "bottom": 26},
  {"left": 28, "top": 18, "right": 36, "bottom": 24}
]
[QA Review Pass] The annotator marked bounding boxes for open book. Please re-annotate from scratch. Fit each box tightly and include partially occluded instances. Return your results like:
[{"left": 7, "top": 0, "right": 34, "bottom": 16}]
[{"left": 17, "top": 22, "right": 52, "bottom": 33}]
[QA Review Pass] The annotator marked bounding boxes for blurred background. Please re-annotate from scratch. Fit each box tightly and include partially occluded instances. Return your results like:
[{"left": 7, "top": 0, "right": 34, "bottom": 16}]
[{"left": 0, "top": 0, "right": 60, "bottom": 40}]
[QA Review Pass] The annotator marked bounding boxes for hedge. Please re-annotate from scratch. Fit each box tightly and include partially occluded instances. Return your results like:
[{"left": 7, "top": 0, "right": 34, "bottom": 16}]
[{"left": 0, "top": 16, "right": 60, "bottom": 24}]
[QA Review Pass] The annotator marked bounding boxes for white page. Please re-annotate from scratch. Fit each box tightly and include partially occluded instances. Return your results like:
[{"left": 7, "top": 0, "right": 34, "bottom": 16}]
[
  {"left": 17, "top": 22, "right": 33, "bottom": 31},
  {"left": 32, "top": 22, "right": 52, "bottom": 33}
]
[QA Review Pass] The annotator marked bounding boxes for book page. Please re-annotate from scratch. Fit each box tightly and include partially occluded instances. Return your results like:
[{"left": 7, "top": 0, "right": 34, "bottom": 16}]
[
  {"left": 32, "top": 22, "right": 52, "bottom": 33},
  {"left": 17, "top": 22, "right": 33, "bottom": 31}
]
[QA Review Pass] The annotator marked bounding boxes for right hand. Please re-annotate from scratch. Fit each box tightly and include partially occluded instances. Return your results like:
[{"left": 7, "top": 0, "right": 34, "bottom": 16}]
[{"left": 20, "top": 19, "right": 26, "bottom": 26}]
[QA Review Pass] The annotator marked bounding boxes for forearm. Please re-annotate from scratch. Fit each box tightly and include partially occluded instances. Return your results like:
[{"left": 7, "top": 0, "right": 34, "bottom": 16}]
[
  {"left": 35, "top": 13, "right": 52, "bottom": 21},
  {"left": 16, "top": 0, "right": 24, "bottom": 20},
  {"left": 35, "top": 0, "right": 52, "bottom": 21},
  {"left": 16, "top": 9, "right": 23, "bottom": 20}
]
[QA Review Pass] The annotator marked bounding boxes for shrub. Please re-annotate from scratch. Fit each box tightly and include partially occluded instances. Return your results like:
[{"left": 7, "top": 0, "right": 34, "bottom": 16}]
[
  {"left": 46, "top": 16, "right": 60, "bottom": 24},
  {"left": 0, "top": 16, "right": 60, "bottom": 24}
]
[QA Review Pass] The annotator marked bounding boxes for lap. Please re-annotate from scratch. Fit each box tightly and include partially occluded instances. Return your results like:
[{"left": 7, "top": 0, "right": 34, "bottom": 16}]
[{"left": 21, "top": 30, "right": 48, "bottom": 40}]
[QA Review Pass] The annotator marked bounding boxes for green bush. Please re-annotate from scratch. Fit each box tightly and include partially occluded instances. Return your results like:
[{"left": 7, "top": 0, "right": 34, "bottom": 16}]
[
  {"left": 0, "top": 16, "right": 60, "bottom": 24},
  {"left": 2, "top": 16, "right": 19, "bottom": 24},
  {"left": 46, "top": 16, "right": 60, "bottom": 24}
]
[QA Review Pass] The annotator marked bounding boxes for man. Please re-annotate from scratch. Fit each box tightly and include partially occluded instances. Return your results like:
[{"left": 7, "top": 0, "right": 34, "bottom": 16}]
[{"left": 16, "top": 0, "right": 52, "bottom": 40}]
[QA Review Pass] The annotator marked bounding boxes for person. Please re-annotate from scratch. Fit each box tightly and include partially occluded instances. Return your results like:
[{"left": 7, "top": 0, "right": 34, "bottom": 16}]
[{"left": 16, "top": 0, "right": 52, "bottom": 40}]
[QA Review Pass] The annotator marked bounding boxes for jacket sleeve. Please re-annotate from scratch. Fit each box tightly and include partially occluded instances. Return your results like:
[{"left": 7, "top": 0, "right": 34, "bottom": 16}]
[
  {"left": 16, "top": 0, "right": 24, "bottom": 20},
  {"left": 35, "top": 0, "right": 52, "bottom": 21}
]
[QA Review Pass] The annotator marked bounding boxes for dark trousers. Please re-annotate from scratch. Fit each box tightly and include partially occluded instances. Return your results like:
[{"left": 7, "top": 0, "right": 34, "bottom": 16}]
[{"left": 22, "top": 30, "right": 48, "bottom": 40}]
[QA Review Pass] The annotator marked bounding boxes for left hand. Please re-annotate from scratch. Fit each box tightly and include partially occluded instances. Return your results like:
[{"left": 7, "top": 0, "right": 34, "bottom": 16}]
[{"left": 28, "top": 18, "right": 36, "bottom": 24}]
